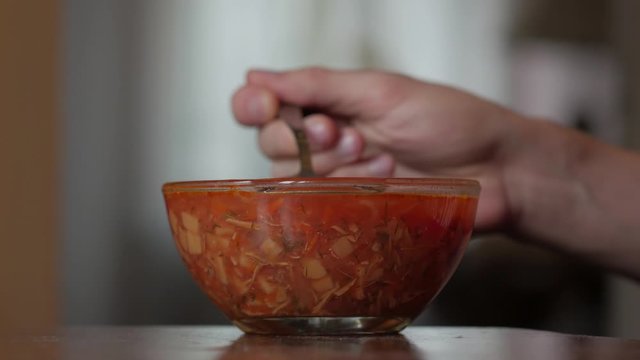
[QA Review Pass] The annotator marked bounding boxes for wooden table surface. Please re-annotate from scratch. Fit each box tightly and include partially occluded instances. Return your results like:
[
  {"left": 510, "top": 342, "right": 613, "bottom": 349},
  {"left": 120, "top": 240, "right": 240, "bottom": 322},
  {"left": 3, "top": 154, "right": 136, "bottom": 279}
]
[{"left": 3, "top": 326, "right": 640, "bottom": 360}]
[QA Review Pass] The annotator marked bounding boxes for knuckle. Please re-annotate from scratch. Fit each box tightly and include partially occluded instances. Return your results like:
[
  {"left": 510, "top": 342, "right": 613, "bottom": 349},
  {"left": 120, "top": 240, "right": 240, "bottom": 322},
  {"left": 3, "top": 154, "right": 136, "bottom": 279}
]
[{"left": 361, "top": 72, "right": 409, "bottom": 110}]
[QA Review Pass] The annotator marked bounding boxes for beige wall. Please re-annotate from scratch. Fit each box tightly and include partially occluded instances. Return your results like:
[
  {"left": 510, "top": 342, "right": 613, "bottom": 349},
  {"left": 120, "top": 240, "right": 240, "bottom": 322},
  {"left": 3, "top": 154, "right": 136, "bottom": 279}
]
[
  {"left": 609, "top": 0, "right": 640, "bottom": 339},
  {"left": 0, "top": 1, "right": 59, "bottom": 330}
]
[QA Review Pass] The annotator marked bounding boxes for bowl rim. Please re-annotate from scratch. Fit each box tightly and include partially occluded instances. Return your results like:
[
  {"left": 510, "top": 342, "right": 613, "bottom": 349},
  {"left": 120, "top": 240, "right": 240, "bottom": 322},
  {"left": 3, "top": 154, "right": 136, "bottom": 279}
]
[{"left": 162, "top": 177, "right": 480, "bottom": 197}]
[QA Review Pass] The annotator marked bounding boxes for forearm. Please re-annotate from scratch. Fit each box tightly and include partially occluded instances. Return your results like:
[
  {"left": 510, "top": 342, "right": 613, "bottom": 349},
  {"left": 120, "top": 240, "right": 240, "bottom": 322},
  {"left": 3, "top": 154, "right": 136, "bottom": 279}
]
[{"left": 505, "top": 116, "right": 640, "bottom": 279}]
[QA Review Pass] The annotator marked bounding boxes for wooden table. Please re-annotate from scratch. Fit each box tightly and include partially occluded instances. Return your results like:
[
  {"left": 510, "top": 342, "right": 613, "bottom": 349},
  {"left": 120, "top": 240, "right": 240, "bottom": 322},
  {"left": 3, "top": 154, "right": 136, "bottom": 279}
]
[{"left": 3, "top": 326, "right": 640, "bottom": 359}]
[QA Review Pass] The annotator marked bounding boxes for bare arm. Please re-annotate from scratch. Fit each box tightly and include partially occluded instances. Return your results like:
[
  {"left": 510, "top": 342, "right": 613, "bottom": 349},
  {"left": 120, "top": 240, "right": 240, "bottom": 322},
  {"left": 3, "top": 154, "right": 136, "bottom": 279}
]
[{"left": 505, "top": 117, "right": 640, "bottom": 279}]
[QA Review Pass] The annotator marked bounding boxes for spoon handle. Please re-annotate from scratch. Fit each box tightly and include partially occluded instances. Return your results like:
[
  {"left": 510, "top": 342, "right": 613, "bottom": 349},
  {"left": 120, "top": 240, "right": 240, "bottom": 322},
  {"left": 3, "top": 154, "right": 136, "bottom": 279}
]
[{"left": 278, "top": 104, "right": 316, "bottom": 177}]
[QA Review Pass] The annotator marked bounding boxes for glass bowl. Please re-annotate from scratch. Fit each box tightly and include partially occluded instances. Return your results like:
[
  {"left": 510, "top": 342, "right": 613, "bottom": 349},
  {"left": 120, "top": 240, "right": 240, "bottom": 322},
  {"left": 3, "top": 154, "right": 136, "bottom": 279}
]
[{"left": 162, "top": 177, "right": 480, "bottom": 335}]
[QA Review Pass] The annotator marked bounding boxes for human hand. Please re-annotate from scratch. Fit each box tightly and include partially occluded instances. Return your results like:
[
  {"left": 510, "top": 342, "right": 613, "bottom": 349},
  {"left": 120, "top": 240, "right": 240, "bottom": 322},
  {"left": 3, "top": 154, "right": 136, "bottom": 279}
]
[{"left": 232, "top": 68, "right": 519, "bottom": 231}]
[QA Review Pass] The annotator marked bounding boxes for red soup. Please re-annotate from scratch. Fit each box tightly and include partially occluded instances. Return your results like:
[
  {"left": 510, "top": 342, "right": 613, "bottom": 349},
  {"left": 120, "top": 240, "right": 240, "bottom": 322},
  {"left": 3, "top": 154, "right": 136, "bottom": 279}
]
[{"left": 163, "top": 178, "right": 479, "bottom": 333}]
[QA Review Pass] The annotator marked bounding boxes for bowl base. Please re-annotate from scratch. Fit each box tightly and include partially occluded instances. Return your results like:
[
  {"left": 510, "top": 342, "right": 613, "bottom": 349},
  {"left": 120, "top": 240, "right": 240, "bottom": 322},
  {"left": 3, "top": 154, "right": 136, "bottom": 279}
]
[{"left": 233, "top": 316, "right": 411, "bottom": 335}]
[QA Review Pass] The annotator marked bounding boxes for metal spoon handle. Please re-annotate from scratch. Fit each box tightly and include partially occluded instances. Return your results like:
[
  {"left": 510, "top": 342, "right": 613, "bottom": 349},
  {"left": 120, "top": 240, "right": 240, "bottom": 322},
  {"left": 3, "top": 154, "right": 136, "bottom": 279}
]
[{"left": 279, "top": 104, "right": 315, "bottom": 177}]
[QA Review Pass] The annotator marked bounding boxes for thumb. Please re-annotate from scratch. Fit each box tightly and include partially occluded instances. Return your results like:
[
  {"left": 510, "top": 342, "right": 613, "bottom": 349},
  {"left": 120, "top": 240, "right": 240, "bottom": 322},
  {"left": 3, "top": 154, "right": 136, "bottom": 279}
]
[{"left": 247, "top": 67, "right": 401, "bottom": 118}]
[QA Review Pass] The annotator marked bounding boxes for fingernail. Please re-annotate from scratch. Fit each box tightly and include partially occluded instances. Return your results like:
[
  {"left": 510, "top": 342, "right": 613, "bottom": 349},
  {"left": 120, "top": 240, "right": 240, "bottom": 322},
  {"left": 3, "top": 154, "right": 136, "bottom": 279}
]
[
  {"left": 337, "top": 133, "right": 358, "bottom": 158},
  {"left": 248, "top": 93, "right": 269, "bottom": 120},
  {"left": 306, "top": 118, "right": 329, "bottom": 146},
  {"left": 368, "top": 155, "right": 394, "bottom": 176}
]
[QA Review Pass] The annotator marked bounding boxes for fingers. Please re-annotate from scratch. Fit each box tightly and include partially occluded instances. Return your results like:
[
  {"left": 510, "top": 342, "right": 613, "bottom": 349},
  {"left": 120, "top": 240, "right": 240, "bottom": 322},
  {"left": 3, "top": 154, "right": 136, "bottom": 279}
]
[
  {"left": 234, "top": 67, "right": 413, "bottom": 130},
  {"left": 271, "top": 127, "right": 365, "bottom": 177},
  {"left": 233, "top": 67, "right": 408, "bottom": 179},
  {"left": 246, "top": 67, "right": 403, "bottom": 116},
  {"left": 248, "top": 68, "right": 354, "bottom": 111},
  {"left": 233, "top": 67, "right": 365, "bottom": 127},
  {"left": 272, "top": 152, "right": 395, "bottom": 178},
  {"left": 259, "top": 112, "right": 391, "bottom": 178},
  {"left": 259, "top": 114, "right": 340, "bottom": 156},
  {"left": 232, "top": 85, "right": 279, "bottom": 126}
]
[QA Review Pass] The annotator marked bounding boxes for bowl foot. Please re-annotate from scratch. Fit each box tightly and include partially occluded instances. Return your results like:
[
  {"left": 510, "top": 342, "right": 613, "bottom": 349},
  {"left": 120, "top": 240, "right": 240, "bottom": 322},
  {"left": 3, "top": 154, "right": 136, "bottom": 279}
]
[{"left": 233, "top": 316, "right": 411, "bottom": 335}]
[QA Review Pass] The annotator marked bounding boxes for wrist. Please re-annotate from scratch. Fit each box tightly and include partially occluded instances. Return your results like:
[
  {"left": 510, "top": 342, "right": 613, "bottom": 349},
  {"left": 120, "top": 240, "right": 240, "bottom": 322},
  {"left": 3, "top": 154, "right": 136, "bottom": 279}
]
[{"left": 500, "top": 114, "right": 592, "bottom": 243}]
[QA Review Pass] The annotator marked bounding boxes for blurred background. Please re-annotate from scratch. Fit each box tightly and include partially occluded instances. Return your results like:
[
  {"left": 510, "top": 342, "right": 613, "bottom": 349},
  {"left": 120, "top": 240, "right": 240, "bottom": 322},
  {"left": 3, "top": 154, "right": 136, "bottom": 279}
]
[{"left": 3, "top": 0, "right": 639, "bottom": 337}]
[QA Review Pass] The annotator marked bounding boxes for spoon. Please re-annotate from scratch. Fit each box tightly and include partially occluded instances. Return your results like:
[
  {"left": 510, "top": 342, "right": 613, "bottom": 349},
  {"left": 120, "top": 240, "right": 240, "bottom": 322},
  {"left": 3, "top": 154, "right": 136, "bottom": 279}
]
[{"left": 278, "top": 104, "right": 316, "bottom": 177}]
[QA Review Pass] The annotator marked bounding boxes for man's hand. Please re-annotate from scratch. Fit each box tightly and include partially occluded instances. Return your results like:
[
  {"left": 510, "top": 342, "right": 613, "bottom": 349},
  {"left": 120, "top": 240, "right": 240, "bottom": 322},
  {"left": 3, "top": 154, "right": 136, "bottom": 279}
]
[{"left": 232, "top": 68, "right": 517, "bottom": 231}]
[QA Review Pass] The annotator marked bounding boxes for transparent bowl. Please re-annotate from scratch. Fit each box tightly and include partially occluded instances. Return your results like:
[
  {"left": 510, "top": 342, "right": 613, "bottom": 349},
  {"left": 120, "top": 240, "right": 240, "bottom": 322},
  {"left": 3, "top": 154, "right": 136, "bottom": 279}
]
[{"left": 162, "top": 177, "right": 480, "bottom": 335}]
